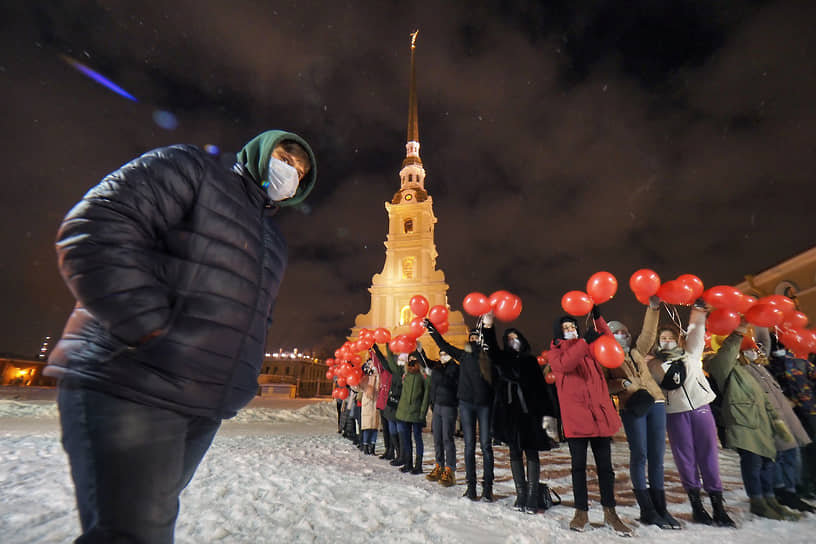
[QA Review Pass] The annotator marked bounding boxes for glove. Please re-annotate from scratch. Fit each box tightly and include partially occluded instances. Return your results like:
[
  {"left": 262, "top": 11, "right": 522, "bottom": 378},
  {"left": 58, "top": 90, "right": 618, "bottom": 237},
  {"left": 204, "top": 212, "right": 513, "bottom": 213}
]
[
  {"left": 542, "top": 416, "right": 559, "bottom": 441},
  {"left": 583, "top": 327, "right": 602, "bottom": 344},
  {"left": 648, "top": 295, "right": 661, "bottom": 310},
  {"left": 422, "top": 318, "right": 437, "bottom": 333},
  {"left": 482, "top": 310, "right": 494, "bottom": 328},
  {"left": 591, "top": 304, "right": 601, "bottom": 319},
  {"left": 693, "top": 298, "right": 707, "bottom": 311},
  {"left": 773, "top": 419, "right": 794, "bottom": 444}
]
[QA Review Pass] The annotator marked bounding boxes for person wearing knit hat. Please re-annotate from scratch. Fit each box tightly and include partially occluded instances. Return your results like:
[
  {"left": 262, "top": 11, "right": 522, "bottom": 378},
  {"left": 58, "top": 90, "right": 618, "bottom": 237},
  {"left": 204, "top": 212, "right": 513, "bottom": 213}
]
[
  {"left": 605, "top": 297, "right": 680, "bottom": 529},
  {"left": 46, "top": 129, "right": 316, "bottom": 543},
  {"left": 548, "top": 305, "right": 631, "bottom": 536}
]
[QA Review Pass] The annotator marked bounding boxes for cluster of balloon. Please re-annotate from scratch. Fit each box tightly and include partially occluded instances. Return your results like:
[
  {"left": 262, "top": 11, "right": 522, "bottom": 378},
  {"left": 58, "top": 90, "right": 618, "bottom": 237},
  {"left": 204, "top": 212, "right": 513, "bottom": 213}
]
[
  {"left": 462, "top": 290, "right": 523, "bottom": 321},
  {"left": 561, "top": 271, "right": 618, "bottom": 316},
  {"left": 703, "top": 287, "right": 816, "bottom": 357},
  {"left": 386, "top": 295, "right": 450, "bottom": 354},
  {"left": 536, "top": 351, "right": 558, "bottom": 383},
  {"left": 559, "top": 272, "right": 624, "bottom": 368},
  {"left": 326, "top": 326, "right": 392, "bottom": 398}
]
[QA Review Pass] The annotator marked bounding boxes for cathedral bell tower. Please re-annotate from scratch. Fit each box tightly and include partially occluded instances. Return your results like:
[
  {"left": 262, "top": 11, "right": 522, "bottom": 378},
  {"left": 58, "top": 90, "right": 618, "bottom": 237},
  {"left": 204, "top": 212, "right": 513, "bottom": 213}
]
[{"left": 351, "top": 31, "right": 468, "bottom": 355}]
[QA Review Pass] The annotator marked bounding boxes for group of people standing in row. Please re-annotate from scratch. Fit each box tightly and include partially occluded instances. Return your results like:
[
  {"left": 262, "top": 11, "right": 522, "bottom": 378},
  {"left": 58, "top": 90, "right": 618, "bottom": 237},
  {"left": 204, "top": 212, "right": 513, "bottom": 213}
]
[{"left": 336, "top": 297, "right": 816, "bottom": 535}]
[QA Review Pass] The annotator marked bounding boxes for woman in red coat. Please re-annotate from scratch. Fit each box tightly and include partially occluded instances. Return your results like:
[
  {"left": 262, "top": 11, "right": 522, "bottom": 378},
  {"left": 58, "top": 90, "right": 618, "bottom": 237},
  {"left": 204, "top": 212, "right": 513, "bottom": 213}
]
[{"left": 548, "top": 308, "right": 631, "bottom": 535}]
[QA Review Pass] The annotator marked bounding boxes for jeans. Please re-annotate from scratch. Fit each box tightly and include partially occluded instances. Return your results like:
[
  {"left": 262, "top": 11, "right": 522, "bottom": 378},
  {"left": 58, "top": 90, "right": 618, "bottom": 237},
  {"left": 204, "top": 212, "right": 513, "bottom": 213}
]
[
  {"left": 567, "top": 437, "right": 616, "bottom": 510},
  {"left": 361, "top": 429, "right": 379, "bottom": 446},
  {"left": 58, "top": 384, "right": 221, "bottom": 544},
  {"left": 737, "top": 448, "right": 776, "bottom": 497},
  {"left": 621, "top": 401, "right": 667, "bottom": 490},
  {"left": 774, "top": 447, "right": 801, "bottom": 491},
  {"left": 397, "top": 420, "right": 424, "bottom": 461},
  {"left": 459, "top": 400, "right": 494, "bottom": 485},
  {"left": 432, "top": 404, "right": 458, "bottom": 470},
  {"left": 388, "top": 418, "right": 399, "bottom": 435}
]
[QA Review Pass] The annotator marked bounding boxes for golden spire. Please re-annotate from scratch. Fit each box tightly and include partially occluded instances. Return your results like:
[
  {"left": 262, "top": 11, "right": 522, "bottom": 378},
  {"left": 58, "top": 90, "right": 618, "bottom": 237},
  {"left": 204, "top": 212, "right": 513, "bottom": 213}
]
[{"left": 403, "top": 29, "right": 421, "bottom": 167}]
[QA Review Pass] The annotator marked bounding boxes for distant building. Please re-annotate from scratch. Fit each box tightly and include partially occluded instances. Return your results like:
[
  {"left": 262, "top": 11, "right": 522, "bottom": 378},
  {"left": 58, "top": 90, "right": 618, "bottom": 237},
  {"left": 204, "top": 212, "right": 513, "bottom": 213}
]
[
  {"left": 258, "top": 350, "right": 332, "bottom": 398},
  {"left": 0, "top": 357, "right": 55, "bottom": 386},
  {"left": 736, "top": 245, "right": 816, "bottom": 318}
]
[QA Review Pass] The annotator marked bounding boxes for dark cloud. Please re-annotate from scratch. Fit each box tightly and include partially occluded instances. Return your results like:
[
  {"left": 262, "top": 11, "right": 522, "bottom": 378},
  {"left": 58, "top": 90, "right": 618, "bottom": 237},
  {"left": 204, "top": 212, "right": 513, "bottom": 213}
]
[{"left": 1, "top": 0, "right": 814, "bottom": 358}]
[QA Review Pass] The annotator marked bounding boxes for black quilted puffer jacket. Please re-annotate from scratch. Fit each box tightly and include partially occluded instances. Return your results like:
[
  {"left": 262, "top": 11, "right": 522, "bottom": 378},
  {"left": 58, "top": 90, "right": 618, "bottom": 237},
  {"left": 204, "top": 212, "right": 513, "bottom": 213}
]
[{"left": 46, "top": 144, "right": 297, "bottom": 419}]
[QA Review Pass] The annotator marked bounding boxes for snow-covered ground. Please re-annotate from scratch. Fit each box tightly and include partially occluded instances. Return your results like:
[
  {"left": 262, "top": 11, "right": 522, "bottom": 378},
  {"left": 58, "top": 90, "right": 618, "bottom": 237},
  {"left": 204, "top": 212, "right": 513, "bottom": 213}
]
[{"left": 1, "top": 393, "right": 814, "bottom": 543}]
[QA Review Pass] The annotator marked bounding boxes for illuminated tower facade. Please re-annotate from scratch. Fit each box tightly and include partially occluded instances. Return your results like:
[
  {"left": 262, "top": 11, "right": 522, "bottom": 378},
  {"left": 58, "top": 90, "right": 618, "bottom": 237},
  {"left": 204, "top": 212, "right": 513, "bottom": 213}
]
[{"left": 352, "top": 31, "right": 468, "bottom": 354}]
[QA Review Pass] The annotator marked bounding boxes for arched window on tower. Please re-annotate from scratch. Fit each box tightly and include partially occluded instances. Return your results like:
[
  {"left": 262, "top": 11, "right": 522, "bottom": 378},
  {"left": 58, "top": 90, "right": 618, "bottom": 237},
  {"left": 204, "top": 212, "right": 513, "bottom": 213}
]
[
  {"left": 404, "top": 219, "right": 413, "bottom": 233},
  {"left": 402, "top": 256, "right": 415, "bottom": 279},
  {"left": 400, "top": 305, "right": 413, "bottom": 326}
]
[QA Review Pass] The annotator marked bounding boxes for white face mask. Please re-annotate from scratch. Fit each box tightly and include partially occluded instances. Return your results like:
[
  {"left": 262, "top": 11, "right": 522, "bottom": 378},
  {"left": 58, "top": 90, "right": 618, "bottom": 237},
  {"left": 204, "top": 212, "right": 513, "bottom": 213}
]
[
  {"left": 613, "top": 332, "right": 630, "bottom": 348},
  {"left": 563, "top": 330, "right": 578, "bottom": 340},
  {"left": 508, "top": 338, "right": 522, "bottom": 351},
  {"left": 773, "top": 349, "right": 787, "bottom": 357},
  {"left": 659, "top": 341, "right": 677, "bottom": 351},
  {"left": 397, "top": 354, "right": 408, "bottom": 367},
  {"left": 265, "top": 157, "right": 300, "bottom": 201},
  {"left": 743, "top": 350, "right": 759, "bottom": 362},
  {"left": 440, "top": 354, "right": 451, "bottom": 364}
]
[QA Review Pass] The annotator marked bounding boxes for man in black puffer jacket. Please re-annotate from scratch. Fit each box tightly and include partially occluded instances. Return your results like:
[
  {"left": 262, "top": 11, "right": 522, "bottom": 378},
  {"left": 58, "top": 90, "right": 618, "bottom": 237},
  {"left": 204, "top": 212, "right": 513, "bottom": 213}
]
[{"left": 45, "top": 130, "right": 317, "bottom": 543}]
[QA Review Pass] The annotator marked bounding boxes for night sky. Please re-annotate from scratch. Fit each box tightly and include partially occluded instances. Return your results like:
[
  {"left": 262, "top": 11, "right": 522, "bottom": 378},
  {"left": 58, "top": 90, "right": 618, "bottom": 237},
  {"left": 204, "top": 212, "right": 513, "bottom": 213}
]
[{"left": 2, "top": 1, "right": 815, "bottom": 359}]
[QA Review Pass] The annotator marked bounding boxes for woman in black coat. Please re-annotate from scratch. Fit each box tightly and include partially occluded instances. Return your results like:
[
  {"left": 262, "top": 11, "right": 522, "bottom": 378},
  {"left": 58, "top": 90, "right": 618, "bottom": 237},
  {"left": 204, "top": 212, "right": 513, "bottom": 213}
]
[{"left": 483, "top": 312, "right": 558, "bottom": 513}]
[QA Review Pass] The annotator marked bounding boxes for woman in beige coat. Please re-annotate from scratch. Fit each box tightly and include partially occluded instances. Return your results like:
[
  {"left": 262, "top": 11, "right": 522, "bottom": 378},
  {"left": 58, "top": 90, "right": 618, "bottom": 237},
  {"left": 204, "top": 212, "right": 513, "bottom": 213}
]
[{"left": 360, "top": 362, "right": 381, "bottom": 455}]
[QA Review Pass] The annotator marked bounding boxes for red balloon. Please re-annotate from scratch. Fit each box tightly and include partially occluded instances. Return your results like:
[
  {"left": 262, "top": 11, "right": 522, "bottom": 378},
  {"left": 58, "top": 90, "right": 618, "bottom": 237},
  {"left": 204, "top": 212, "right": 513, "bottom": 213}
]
[
  {"left": 351, "top": 355, "right": 362, "bottom": 366},
  {"left": 707, "top": 308, "right": 741, "bottom": 335},
  {"left": 635, "top": 291, "right": 652, "bottom": 305},
  {"left": 759, "top": 295, "right": 797, "bottom": 319},
  {"left": 657, "top": 280, "right": 694, "bottom": 306},
  {"left": 702, "top": 285, "right": 744, "bottom": 311},
  {"left": 390, "top": 334, "right": 416, "bottom": 354},
  {"left": 373, "top": 328, "right": 391, "bottom": 344},
  {"left": 462, "top": 292, "right": 491, "bottom": 316},
  {"left": 336, "top": 376, "right": 347, "bottom": 387},
  {"left": 778, "top": 327, "right": 806, "bottom": 353},
  {"left": 629, "top": 269, "right": 661, "bottom": 298},
  {"left": 409, "top": 295, "right": 429, "bottom": 317},
  {"left": 586, "top": 271, "right": 618, "bottom": 304},
  {"left": 494, "top": 294, "right": 523, "bottom": 322},
  {"left": 435, "top": 321, "right": 450, "bottom": 334},
  {"left": 346, "top": 368, "right": 363, "bottom": 387},
  {"left": 358, "top": 328, "right": 371, "bottom": 339},
  {"left": 591, "top": 335, "right": 624, "bottom": 368},
  {"left": 407, "top": 316, "right": 426, "bottom": 340},
  {"left": 735, "top": 295, "right": 758, "bottom": 314},
  {"left": 335, "top": 387, "right": 349, "bottom": 400},
  {"left": 537, "top": 355, "right": 546, "bottom": 366},
  {"left": 489, "top": 290, "right": 513, "bottom": 308},
  {"left": 428, "top": 305, "right": 449, "bottom": 326},
  {"left": 740, "top": 335, "right": 758, "bottom": 351},
  {"left": 334, "top": 348, "right": 343, "bottom": 359},
  {"left": 544, "top": 372, "right": 556, "bottom": 384},
  {"left": 784, "top": 310, "right": 809, "bottom": 330},
  {"left": 325, "top": 358, "right": 335, "bottom": 366},
  {"left": 325, "top": 369, "right": 334, "bottom": 380},
  {"left": 358, "top": 336, "right": 375, "bottom": 350},
  {"left": 561, "top": 290, "right": 593, "bottom": 316},
  {"left": 745, "top": 303, "right": 785, "bottom": 328},
  {"left": 677, "top": 274, "right": 704, "bottom": 301},
  {"left": 803, "top": 329, "right": 816, "bottom": 352}
]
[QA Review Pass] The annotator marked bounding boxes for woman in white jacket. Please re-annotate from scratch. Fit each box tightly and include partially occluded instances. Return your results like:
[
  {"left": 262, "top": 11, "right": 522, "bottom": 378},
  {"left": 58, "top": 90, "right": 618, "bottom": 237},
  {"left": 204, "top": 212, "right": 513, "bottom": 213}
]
[{"left": 646, "top": 302, "right": 733, "bottom": 527}]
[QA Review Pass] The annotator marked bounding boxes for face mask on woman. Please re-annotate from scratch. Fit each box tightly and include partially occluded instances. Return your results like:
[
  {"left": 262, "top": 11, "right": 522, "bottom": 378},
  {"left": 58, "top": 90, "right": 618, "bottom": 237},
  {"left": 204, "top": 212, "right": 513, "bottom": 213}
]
[
  {"left": 742, "top": 350, "right": 759, "bottom": 362},
  {"left": 440, "top": 354, "right": 451, "bottom": 364},
  {"left": 508, "top": 338, "right": 522, "bottom": 351},
  {"left": 563, "top": 330, "right": 578, "bottom": 340},
  {"left": 659, "top": 340, "right": 677, "bottom": 351},
  {"left": 613, "top": 332, "right": 630, "bottom": 349}
]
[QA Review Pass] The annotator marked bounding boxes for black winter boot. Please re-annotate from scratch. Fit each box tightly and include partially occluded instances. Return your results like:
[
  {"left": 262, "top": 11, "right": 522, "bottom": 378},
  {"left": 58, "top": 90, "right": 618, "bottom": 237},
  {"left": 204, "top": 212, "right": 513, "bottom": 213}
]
[
  {"left": 510, "top": 458, "right": 527, "bottom": 511},
  {"left": 411, "top": 453, "right": 423, "bottom": 474},
  {"left": 526, "top": 458, "right": 540, "bottom": 515},
  {"left": 382, "top": 433, "right": 397, "bottom": 460},
  {"left": 776, "top": 488, "right": 816, "bottom": 513},
  {"left": 481, "top": 480, "right": 495, "bottom": 502},
  {"left": 379, "top": 426, "right": 391, "bottom": 459},
  {"left": 390, "top": 434, "right": 405, "bottom": 466},
  {"left": 634, "top": 488, "right": 670, "bottom": 528},
  {"left": 649, "top": 488, "right": 681, "bottom": 529},
  {"left": 708, "top": 491, "right": 736, "bottom": 528},
  {"left": 687, "top": 488, "right": 713, "bottom": 525},
  {"left": 463, "top": 481, "right": 478, "bottom": 501},
  {"left": 400, "top": 444, "right": 414, "bottom": 473}
]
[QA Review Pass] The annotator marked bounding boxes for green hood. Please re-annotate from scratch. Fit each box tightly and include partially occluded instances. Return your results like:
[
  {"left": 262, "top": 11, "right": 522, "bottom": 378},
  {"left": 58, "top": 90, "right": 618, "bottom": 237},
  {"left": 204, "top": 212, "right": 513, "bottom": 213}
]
[{"left": 237, "top": 129, "right": 318, "bottom": 208}]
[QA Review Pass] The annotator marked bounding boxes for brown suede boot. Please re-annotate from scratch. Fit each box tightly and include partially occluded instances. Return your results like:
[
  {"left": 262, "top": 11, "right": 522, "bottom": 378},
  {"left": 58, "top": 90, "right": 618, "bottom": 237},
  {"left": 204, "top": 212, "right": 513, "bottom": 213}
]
[
  {"left": 570, "top": 509, "right": 589, "bottom": 532},
  {"left": 603, "top": 506, "right": 633, "bottom": 537},
  {"left": 426, "top": 464, "right": 442, "bottom": 481},
  {"left": 439, "top": 467, "right": 455, "bottom": 487}
]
